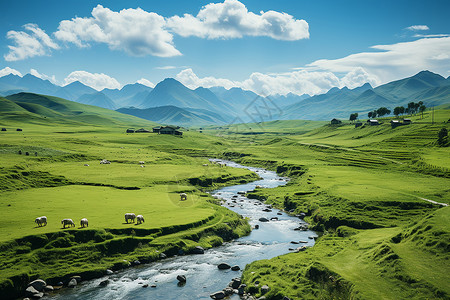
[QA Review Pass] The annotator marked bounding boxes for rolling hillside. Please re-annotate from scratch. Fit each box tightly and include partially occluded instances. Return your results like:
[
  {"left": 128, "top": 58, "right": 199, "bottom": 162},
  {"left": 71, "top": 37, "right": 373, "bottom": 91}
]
[{"left": 2, "top": 93, "right": 156, "bottom": 127}]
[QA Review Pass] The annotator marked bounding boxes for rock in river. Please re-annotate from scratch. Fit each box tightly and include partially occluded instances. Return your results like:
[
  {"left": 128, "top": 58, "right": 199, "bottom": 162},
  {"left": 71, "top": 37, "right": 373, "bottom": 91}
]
[
  {"left": 218, "top": 263, "right": 231, "bottom": 270},
  {"left": 259, "top": 217, "right": 269, "bottom": 222},
  {"left": 177, "top": 275, "right": 187, "bottom": 283}
]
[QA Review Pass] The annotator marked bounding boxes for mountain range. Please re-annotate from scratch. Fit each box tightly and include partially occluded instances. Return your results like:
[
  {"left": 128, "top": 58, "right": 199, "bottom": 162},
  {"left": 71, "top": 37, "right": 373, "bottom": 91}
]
[{"left": 1, "top": 70, "right": 449, "bottom": 125}]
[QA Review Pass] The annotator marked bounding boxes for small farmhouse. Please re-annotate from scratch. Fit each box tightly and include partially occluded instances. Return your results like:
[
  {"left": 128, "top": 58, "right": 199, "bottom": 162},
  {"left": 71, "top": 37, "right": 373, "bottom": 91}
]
[
  {"left": 403, "top": 119, "right": 412, "bottom": 125},
  {"left": 126, "top": 128, "right": 135, "bottom": 133},
  {"left": 390, "top": 120, "right": 402, "bottom": 128},
  {"left": 135, "top": 128, "right": 150, "bottom": 133},
  {"left": 330, "top": 118, "right": 342, "bottom": 125},
  {"left": 1, "top": 128, "right": 6, "bottom": 131},
  {"left": 153, "top": 126, "right": 162, "bottom": 133},
  {"left": 159, "top": 126, "right": 182, "bottom": 136},
  {"left": 367, "top": 119, "right": 379, "bottom": 126}
]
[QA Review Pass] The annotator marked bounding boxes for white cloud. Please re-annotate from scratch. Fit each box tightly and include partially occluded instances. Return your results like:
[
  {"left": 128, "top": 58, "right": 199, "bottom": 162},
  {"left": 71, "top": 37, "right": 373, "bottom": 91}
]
[
  {"left": 55, "top": 5, "right": 181, "bottom": 57},
  {"left": 64, "top": 70, "right": 121, "bottom": 90},
  {"left": 167, "top": 0, "right": 309, "bottom": 40},
  {"left": 176, "top": 68, "right": 238, "bottom": 90},
  {"left": 340, "top": 67, "right": 380, "bottom": 89},
  {"left": 137, "top": 78, "right": 155, "bottom": 88},
  {"left": 29, "top": 68, "right": 58, "bottom": 84},
  {"left": 4, "top": 24, "right": 59, "bottom": 61},
  {"left": 406, "top": 25, "right": 429, "bottom": 31},
  {"left": 176, "top": 68, "right": 375, "bottom": 96},
  {"left": 306, "top": 37, "right": 450, "bottom": 84},
  {"left": 155, "top": 66, "right": 177, "bottom": 70},
  {"left": 0, "top": 67, "right": 22, "bottom": 77}
]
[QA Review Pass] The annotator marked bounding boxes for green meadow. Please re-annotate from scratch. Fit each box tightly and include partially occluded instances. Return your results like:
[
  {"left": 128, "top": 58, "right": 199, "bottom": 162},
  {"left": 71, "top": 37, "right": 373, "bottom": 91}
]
[
  {"left": 224, "top": 111, "right": 450, "bottom": 299},
  {"left": 0, "top": 93, "right": 449, "bottom": 300},
  {"left": 0, "top": 94, "right": 261, "bottom": 299}
]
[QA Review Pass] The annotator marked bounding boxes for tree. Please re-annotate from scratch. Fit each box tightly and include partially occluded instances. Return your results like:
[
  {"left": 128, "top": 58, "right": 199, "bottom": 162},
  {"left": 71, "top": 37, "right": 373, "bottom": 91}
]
[
  {"left": 419, "top": 104, "right": 426, "bottom": 119},
  {"left": 437, "top": 127, "right": 448, "bottom": 146},
  {"left": 407, "top": 102, "right": 415, "bottom": 115},
  {"left": 368, "top": 111, "right": 373, "bottom": 118},
  {"left": 372, "top": 110, "right": 377, "bottom": 118},
  {"left": 394, "top": 106, "right": 402, "bottom": 117},
  {"left": 376, "top": 107, "right": 390, "bottom": 117},
  {"left": 349, "top": 113, "right": 358, "bottom": 122},
  {"left": 399, "top": 106, "right": 405, "bottom": 115}
]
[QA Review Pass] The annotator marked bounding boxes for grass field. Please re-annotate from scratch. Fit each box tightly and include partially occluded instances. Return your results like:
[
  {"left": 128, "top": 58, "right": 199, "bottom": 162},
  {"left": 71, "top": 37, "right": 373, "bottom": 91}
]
[
  {"left": 0, "top": 110, "right": 259, "bottom": 299},
  {"left": 223, "top": 110, "right": 450, "bottom": 299},
  {"left": 0, "top": 100, "right": 449, "bottom": 299}
]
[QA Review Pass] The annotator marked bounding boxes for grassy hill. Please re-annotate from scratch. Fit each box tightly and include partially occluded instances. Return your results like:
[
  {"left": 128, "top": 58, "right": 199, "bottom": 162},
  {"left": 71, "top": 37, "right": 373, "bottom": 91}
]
[
  {"left": 2, "top": 92, "right": 157, "bottom": 127},
  {"left": 0, "top": 96, "right": 448, "bottom": 299},
  {"left": 0, "top": 109, "right": 261, "bottom": 299},
  {"left": 208, "top": 109, "right": 450, "bottom": 299}
]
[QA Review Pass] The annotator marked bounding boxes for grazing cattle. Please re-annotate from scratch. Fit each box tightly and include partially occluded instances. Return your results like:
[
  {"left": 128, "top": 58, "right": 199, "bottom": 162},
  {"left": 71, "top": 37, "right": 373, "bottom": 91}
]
[
  {"left": 61, "top": 218, "right": 75, "bottom": 228},
  {"left": 80, "top": 218, "right": 89, "bottom": 228},
  {"left": 180, "top": 193, "right": 187, "bottom": 201},
  {"left": 35, "top": 216, "right": 47, "bottom": 227},
  {"left": 136, "top": 215, "right": 144, "bottom": 224},
  {"left": 125, "top": 213, "right": 136, "bottom": 223}
]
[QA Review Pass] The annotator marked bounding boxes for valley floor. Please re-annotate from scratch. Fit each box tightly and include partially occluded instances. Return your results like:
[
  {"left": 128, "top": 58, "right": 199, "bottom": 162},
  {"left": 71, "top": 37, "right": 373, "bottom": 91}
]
[{"left": 0, "top": 107, "right": 449, "bottom": 299}]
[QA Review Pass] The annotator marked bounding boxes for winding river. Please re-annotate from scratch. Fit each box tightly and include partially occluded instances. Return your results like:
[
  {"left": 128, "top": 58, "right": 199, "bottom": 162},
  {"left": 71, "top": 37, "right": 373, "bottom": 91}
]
[{"left": 47, "top": 159, "right": 316, "bottom": 300}]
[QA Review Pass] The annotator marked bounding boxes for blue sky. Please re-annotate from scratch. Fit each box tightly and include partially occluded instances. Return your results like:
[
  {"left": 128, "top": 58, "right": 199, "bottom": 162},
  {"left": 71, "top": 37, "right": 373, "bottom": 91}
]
[{"left": 1, "top": 0, "right": 449, "bottom": 95}]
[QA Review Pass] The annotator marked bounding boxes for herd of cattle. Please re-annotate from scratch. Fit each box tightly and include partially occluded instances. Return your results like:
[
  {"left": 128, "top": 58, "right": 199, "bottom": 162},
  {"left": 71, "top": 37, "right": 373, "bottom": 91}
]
[{"left": 34, "top": 193, "right": 187, "bottom": 229}]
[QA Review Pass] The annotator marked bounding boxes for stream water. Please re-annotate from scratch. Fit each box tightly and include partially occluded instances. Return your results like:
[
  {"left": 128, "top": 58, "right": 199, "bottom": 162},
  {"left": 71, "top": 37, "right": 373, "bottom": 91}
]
[{"left": 47, "top": 159, "right": 316, "bottom": 300}]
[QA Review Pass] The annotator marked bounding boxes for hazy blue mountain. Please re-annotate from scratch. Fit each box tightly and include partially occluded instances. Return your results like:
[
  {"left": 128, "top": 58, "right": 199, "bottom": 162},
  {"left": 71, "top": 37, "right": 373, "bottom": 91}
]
[
  {"left": 282, "top": 71, "right": 449, "bottom": 120},
  {"left": 409, "top": 85, "right": 450, "bottom": 107},
  {"left": 102, "top": 83, "right": 152, "bottom": 108},
  {"left": 375, "top": 70, "right": 448, "bottom": 100},
  {"left": 117, "top": 105, "right": 228, "bottom": 126},
  {"left": 272, "top": 93, "right": 310, "bottom": 108},
  {"left": 0, "top": 74, "right": 58, "bottom": 96},
  {"left": 210, "top": 86, "right": 259, "bottom": 111},
  {"left": 55, "top": 81, "right": 98, "bottom": 101},
  {"left": 76, "top": 92, "right": 116, "bottom": 110},
  {"left": 139, "top": 79, "right": 232, "bottom": 116}
]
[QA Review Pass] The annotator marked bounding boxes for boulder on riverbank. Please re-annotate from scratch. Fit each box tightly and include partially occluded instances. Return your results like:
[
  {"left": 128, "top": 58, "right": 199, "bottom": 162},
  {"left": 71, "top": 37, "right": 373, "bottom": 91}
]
[
  {"left": 259, "top": 217, "right": 269, "bottom": 222},
  {"left": 67, "top": 278, "right": 77, "bottom": 288},
  {"left": 28, "top": 279, "right": 46, "bottom": 292},
  {"left": 191, "top": 246, "right": 205, "bottom": 254},
  {"left": 210, "top": 290, "right": 225, "bottom": 299}
]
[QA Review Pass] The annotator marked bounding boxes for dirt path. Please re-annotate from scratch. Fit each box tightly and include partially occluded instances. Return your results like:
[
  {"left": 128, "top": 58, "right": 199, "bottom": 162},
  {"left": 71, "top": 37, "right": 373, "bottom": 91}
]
[{"left": 418, "top": 197, "right": 448, "bottom": 207}]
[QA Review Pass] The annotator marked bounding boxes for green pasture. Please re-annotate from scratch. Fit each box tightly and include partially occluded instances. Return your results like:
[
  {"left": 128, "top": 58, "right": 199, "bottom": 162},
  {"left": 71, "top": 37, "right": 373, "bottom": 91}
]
[
  {"left": 0, "top": 101, "right": 449, "bottom": 299},
  {"left": 0, "top": 185, "right": 214, "bottom": 242}
]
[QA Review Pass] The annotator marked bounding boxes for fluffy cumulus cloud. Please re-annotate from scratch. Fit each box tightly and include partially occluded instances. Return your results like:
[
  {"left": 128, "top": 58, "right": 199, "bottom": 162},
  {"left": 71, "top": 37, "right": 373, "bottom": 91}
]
[
  {"left": 55, "top": 5, "right": 181, "bottom": 57},
  {"left": 0, "top": 67, "right": 23, "bottom": 77},
  {"left": 167, "top": 0, "right": 309, "bottom": 40},
  {"left": 4, "top": 24, "right": 59, "bottom": 61},
  {"left": 176, "top": 68, "right": 373, "bottom": 96},
  {"left": 64, "top": 70, "right": 121, "bottom": 90},
  {"left": 176, "top": 68, "right": 238, "bottom": 90},
  {"left": 406, "top": 25, "right": 430, "bottom": 31},
  {"left": 340, "top": 67, "right": 380, "bottom": 89},
  {"left": 29, "top": 68, "right": 58, "bottom": 84},
  {"left": 307, "top": 37, "right": 450, "bottom": 84},
  {"left": 136, "top": 78, "right": 155, "bottom": 88},
  {"left": 6, "top": 1, "right": 308, "bottom": 60}
]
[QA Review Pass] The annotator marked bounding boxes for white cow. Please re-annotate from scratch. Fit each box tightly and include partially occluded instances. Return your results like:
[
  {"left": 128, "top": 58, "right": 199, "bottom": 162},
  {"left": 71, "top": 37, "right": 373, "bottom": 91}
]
[
  {"left": 180, "top": 193, "right": 187, "bottom": 201},
  {"left": 61, "top": 218, "right": 75, "bottom": 228},
  {"left": 125, "top": 213, "right": 136, "bottom": 223},
  {"left": 35, "top": 216, "right": 47, "bottom": 227},
  {"left": 136, "top": 215, "right": 144, "bottom": 224},
  {"left": 80, "top": 218, "right": 89, "bottom": 228}
]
